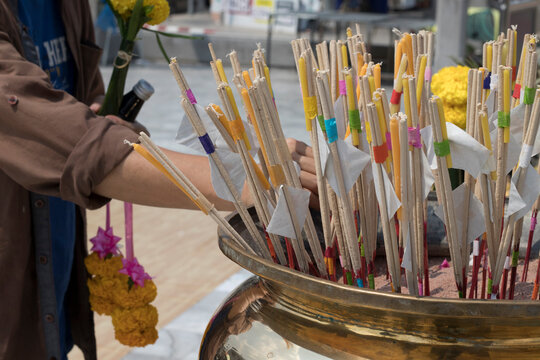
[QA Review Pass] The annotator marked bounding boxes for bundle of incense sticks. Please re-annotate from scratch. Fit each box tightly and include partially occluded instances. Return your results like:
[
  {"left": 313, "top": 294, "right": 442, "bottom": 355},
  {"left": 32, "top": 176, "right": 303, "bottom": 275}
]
[{"left": 131, "top": 26, "right": 540, "bottom": 300}]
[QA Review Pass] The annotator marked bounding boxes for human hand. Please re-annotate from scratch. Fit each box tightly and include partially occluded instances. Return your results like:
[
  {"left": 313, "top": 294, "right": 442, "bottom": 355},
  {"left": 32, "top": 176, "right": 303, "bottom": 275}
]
[
  {"left": 89, "top": 95, "right": 104, "bottom": 114},
  {"left": 106, "top": 115, "right": 150, "bottom": 136},
  {"left": 286, "top": 138, "right": 319, "bottom": 209}
]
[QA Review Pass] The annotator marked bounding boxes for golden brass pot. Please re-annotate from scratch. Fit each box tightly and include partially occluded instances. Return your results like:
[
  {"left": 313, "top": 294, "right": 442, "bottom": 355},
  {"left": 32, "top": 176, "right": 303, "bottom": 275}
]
[{"left": 200, "top": 212, "right": 540, "bottom": 359}]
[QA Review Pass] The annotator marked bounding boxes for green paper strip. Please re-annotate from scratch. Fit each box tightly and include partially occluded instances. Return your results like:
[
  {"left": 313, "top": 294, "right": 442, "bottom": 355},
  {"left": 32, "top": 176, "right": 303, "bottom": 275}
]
[
  {"left": 360, "top": 242, "right": 365, "bottom": 257},
  {"left": 368, "top": 274, "right": 375, "bottom": 289},
  {"left": 346, "top": 271, "right": 353, "bottom": 285},
  {"left": 523, "top": 86, "right": 535, "bottom": 105},
  {"left": 318, "top": 114, "right": 325, "bottom": 131},
  {"left": 497, "top": 111, "right": 510, "bottom": 128},
  {"left": 433, "top": 139, "right": 451, "bottom": 157},
  {"left": 348, "top": 109, "right": 361, "bottom": 130},
  {"left": 487, "top": 278, "right": 493, "bottom": 295},
  {"left": 512, "top": 251, "right": 519, "bottom": 267}
]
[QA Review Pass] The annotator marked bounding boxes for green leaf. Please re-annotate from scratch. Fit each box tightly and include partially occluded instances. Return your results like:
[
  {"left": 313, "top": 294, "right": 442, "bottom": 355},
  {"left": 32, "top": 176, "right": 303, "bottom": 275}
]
[
  {"left": 143, "top": 27, "right": 204, "bottom": 40},
  {"left": 128, "top": 277, "right": 134, "bottom": 291},
  {"left": 126, "top": 0, "right": 145, "bottom": 40},
  {"left": 155, "top": 33, "right": 171, "bottom": 63}
]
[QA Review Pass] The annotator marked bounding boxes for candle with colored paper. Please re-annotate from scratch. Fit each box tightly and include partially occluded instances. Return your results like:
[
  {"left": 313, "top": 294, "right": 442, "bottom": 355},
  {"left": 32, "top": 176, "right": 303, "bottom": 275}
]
[
  {"left": 225, "top": 85, "right": 251, "bottom": 149},
  {"left": 503, "top": 68, "right": 511, "bottom": 143},
  {"left": 416, "top": 55, "right": 427, "bottom": 108},
  {"left": 436, "top": 97, "right": 453, "bottom": 168},
  {"left": 390, "top": 117, "right": 401, "bottom": 219},
  {"left": 346, "top": 73, "right": 359, "bottom": 146},
  {"left": 373, "top": 63, "right": 381, "bottom": 89}
]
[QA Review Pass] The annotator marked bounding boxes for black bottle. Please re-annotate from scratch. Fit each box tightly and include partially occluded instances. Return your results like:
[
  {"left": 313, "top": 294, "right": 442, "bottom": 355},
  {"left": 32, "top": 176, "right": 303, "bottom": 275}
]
[{"left": 118, "top": 79, "right": 155, "bottom": 122}]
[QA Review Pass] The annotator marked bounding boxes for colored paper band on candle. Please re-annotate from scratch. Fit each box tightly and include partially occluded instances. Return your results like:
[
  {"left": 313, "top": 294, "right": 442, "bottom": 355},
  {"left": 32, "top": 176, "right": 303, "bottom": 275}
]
[
  {"left": 433, "top": 139, "right": 450, "bottom": 157},
  {"left": 373, "top": 143, "right": 388, "bottom": 163},
  {"left": 518, "top": 144, "right": 533, "bottom": 168},
  {"left": 487, "top": 278, "right": 493, "bottom": 294},
  {"left": 512, "top": 84, "right": 521, "bottom": 99},
  {"left": 230, "top": 118, "right": 244, "bottom": 141},
  {"left": 348, "top": 109, "right": 361, "bottom": 130},
  {"left": 512, "top": 250, "right": 519, "bottom": 267},
  {"left": 368, "top": 273, "right": 375, "bottom": 289},
  {"left": 185, "top": 89, "right": 197, "bottom": 104},
  {"left": 325, "top": 118, "right": 338, "bottom": 143},
  {"left": 512, "top": 66, "right": 517, "bottom": 81},
  {"left": 483, "top": 72, "right": 491, "bottom": 90},
  {"left": 303, "top": 96, "right": 318, "bottom": 124},
  {"left": 357, "top": 278, "right": 364, "bottom": 288},
  {"left": 346, "top": 271, "right": 353, "bottom": 285},
  {"left": 385, "top": 132, "right": 392, "bottom": 150},
  {"left": 390, "top": 89, "right": 401, "bottom": 105},
  {"left": 523, "top": 86, "right": 535, "bottom": 105},
  {"left": 339, "top": 80, "right": 347, "bottom": 95},
  {"left": 504, "top": 256, "right": 511, "bottom": 270},
  {"left": 269, "top": 164, "right": 285, "bottom": 186},
  {"left": 497, "top": 111, "right": 510, "bottom": 128},
  {"left": 531, "top": 216, "right": 538, "bottom": 230},
  {"left": 424, "top": 67, "right": 432, "bottom": 82},
  {"left": 318, "top": 114, "right": 325, "bottom": 131},
  {"left": 408, "top": 126, "right": 422, "bottom": 148},
  {"left": 198, "top": 133, "right": 215, "bottom": 154}
]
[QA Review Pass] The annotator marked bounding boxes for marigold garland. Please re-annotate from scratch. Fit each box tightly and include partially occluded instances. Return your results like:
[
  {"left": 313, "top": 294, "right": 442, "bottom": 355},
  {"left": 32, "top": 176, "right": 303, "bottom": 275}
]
[
  {"left": 89, "top": 294, "right": 117, "bottom": 316},
  {"left": 111, "top": 304, "right": 159, "bottom": 333},
  {"left": 431, "top": 65, "right": 470, "bottom": 129},
  {"left": 115, "top": 326, "right": 159, "bottom": 347},
  {"left": 111, "top": 278, "right": 158, "bottom": 309},
  {"left": 85, "top": 252, "right": 124, "bottom": 277}
]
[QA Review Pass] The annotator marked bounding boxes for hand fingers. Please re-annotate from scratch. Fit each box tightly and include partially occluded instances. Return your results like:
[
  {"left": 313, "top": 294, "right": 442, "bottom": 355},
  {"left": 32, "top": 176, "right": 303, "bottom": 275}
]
[
  {"left": 286, "top": 138, "right": 314, "bottom": 158},
  {"left": 291, "top": 152, "right": 316, "bottom": 175},
  {"left": 299, "top": 169, "right": 318, "bottom": 195},
  {"left": 309, "top": 192, "right": 320, "bottom": 210},
  {"left": 89, "top": 102, "right": 101, "bottom": 114}
]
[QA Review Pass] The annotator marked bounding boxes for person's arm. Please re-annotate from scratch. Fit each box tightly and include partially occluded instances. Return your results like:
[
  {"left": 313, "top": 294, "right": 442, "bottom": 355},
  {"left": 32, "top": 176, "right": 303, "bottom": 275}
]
[{"left": 94, "top": 148, "right": 236, "bottom": 211}]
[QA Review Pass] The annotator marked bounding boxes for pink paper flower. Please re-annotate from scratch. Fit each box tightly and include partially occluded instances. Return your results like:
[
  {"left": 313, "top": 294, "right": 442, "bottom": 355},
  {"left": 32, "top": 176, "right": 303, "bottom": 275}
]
[
  {"left": 90, "top": 227, "right": 122, "bottom": 259},
  {"left": 119, "top": 257, "right": 152, "bottom": 288},
  {"left": 440, "top": 258, "right": 450, "bottom": 269}
]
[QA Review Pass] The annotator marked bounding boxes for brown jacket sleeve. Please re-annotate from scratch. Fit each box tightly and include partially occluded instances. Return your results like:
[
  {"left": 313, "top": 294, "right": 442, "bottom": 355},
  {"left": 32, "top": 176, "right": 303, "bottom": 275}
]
[{"left": 0, "top": 31, "right": 139, "bottom": 209}]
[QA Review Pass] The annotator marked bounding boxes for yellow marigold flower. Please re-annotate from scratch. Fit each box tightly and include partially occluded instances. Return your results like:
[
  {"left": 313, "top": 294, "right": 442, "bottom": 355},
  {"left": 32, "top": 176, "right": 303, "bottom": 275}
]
[
  {"left": 85, "top": 252, "right": 124, "bottom": 277},
  {"left": 144, "top": 0, "right": 170, "bottom": 25},
  {"left": 87, "top": 275, "right": 128, "bottom": 299},
  {"left": 441, "top": 103, "right": 467, "bottom": 129},
  {"left": 431, "top": 65, "right": 470, "bottom": 107},
  {"left": 115, "top": 327, "right": 158, "bottom": 347},
  {"left": 111, "top": 279, "right": 157, "bottom": 308},
  {"left": 110, "top": 0, "right": 170, "bottom": 25},
  {"left": 89, "top": 294, "right": 116, "bottom": 315},
  {"left": 111, "top": 305, "right": 158, "bottom": 333}
]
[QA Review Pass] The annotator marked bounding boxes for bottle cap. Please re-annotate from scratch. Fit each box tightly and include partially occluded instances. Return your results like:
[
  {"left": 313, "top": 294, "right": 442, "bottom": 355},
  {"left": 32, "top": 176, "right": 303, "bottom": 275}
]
[{"left": 133, "top": 79, "right": 154, "bottom": 101}]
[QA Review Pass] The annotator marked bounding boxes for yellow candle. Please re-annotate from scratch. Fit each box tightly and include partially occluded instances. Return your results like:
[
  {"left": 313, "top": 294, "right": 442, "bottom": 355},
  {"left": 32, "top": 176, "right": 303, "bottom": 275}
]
[
  {"left": 401, "top": 34, "right": 414, "bottom": 75},
  {"left": 226, "top": 86, "right": 251, "bottom": 149},
  {"left": 368, "top": 76, "right": 376, "bottom": 95},
  {"left": 341, "top": 44, "right": 348, "bottom": 68},
  {"left": 416, "top": 55, "right": 427, "bottom": 108},
  {"left": 402, "top": 77, "right": 412, "bottom": 127},
  {"left": 480, "top": 111, "right": 497, "bottom": 180},
  {"left": 375, "top": 94, "right": 392, "bottom": 171},
  {"left": 216, "top": 59, "right": 228, "bottom": 83},
  {"left": 503, "top": 68, "right": 510, "bottom": 143},
  {"left": 373, "top": 64, "right": 381, "bottom": 89},
  {"left": 389, "top": 117, "right": 402, "bottom": 220},
  {"left": 346, "top": 73, "right": 359, "bottom": 146},
  {"left": 486, "top": 44, "right": 492, "bottom": 72},
  {"left": 346, "top": 27, "right": 352, "bottom": 38},
  {"left": 299, "top": 57, "right": 314, "bottom": 131},
  {"left": 264, "top": 66, "right": 274, "bottom": 98},
  {"left": 241, "top": 89, "right": 269, "bottom": 166},
  {"left": 250, "top": 154, "right": 271, "bottom": 190},
  {"left": 242, "top": 70, "right": 253, "bottom": 88},
  {"left": 394, "top": 42, "right": 402, "bottom": 79},
  {"left": 501, "top": 42, "right": 508, "bottom": 68},
  {"left": 211, "top": 104, "right": 231, "bottom": 136},
  {"left": 436, "top": 97, "right": 452, "bottom": 168}
]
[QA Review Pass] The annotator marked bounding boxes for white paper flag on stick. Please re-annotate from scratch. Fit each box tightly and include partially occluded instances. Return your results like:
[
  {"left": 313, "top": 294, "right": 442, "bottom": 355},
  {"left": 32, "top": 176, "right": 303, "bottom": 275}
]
[
  {"left": 421, "top": 151, "right": 435, "bottom": 200},
  {"left": 266, "top": 185, "right": 311, "bottom": 239},
  {"left": 326, "top": 139, "right": 371, "bottom": 197},
  {"left": 434, "top": 183, "right": 486, "bottom": 244},
  {"left": 208, "top": 151, "right": 246, "bottom": 202},
  {"left": 421, "top": 123, "right": 490, "bottom": 178},
  {"left": 333, "top": 96, "right": 347, "bottom": 140},
  {"left": 316, "top": 122, "right": 330, "bottom": 172},
  {"left": 371, "top": 161, "right": 401, "bottom": 219},
  {"left": 505, "top": 164, "right": 540, "bottom": 219},
  {"left": 401, "top": 229, "right": 412, "bottom": 271}
]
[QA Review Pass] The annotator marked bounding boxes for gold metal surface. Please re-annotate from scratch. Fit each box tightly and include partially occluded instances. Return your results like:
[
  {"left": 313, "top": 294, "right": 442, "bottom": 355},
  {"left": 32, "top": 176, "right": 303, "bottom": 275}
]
[{"left": 200, "top": 212, "right": 540, "bottom": 359}]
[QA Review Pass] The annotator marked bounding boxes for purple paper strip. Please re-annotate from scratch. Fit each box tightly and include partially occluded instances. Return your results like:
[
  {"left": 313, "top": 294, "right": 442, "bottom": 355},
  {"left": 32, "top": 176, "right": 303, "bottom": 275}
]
[
  {"left": 186, "top": 89, "right": 197, "bottom": 104},
  {"left": 339, "top": 80, "right": 347, "bottom": 95},
  {"left": 385, "top": 132, "right": 392, "bottom": 150},
  {"left": 124, "top": 202, "right": 134, "bottom": 261}
]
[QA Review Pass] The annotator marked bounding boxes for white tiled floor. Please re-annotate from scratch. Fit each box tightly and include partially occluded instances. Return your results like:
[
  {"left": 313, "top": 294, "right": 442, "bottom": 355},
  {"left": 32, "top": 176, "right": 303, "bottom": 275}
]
[{"left": 123, "top": 270, "right": 253, "bottom": 360}]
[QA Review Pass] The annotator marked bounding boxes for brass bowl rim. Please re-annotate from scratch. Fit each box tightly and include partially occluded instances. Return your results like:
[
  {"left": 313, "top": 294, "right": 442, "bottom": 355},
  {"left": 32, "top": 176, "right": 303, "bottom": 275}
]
[{"left": 218, "top": 212, "right": 540, "bottom": 317}]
